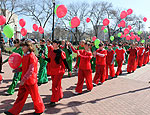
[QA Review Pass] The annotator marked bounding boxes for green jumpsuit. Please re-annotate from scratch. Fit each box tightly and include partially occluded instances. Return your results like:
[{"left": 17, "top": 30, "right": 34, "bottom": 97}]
[
  {"left": 91, "top": 46, "right": 97, "bottom": 73},
  {"left": 124, "top": 45, "right": 130, "bottom": 64},
  {"left": 77, "top": 46, "right": 84, "bottom": 67},
  {"left": 113, "top": 46, "right": 119, "bottom": 67},
  {"left": 38, "top": 45, "right": 48, "bottom": 84},
  {"left": 3, "top": 47, "right": 23, "bottom": 95},
  {"left": 63, "top": 46, "right": 72, "bottom": 76}
]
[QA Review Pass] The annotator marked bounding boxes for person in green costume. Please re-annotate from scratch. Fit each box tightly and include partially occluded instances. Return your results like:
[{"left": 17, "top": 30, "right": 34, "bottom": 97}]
[
  {"left": 3, "top": 39, "right": 23, "bottom": 95},
  {"left": 63, "top": 41, "right": 72, "bottom": 76},
  {"left": 123, "top": 42, "right": 130, "bottom": 64},
  {"left": 113, "top": 42, "right": 119, "bottom": 67},
  {"left": 36, "top": 39, "right": 48, "bottom": 86},
  {"left": 90, "top": 41, "right": 97, "bottom": 73},
  {"left": 77, "top": 40, "right": 85, "bottom": 67}
]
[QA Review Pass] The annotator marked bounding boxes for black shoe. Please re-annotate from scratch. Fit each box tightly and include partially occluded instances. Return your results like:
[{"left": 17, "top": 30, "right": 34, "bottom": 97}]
[
  {"left": 4, "top": 111, "right": 13, "bottom": 115},
  {"left": 33, "top": 112, "right": 43, "bottom": 115},
  {"left": 127, "top": 72, "right": 131, "bottom": 74},
  {"left": 0, "top": 71, "right": 4, "bottom": 73},
  {"left": 50, "top": 102, "right": 56, "bottom": 107},
  {"left": 59, "top": 98, "right": 62, "bottom": 101},
  {"left": 38, "top": 83, "right": 42, "bottom": 86}
]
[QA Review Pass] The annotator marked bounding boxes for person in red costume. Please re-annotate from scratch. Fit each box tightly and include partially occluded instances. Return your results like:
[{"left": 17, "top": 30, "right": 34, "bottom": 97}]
[
  {"left": 115, "top": 43, "right": 125, "bottom": 77},
  {"left": 46, "top": 40, "right": 53, "bottom": 76},
  {"left": 74, "top": 40, "right": 85, "bottom": 72},
  {"left": 127, "top": 43, "right": 137, "bottom": 73},
  {"left": 69, "top": 42, "right": 93, "bottom": 94},
  {"left": 143, "top": 44, "right": 149, "bottom": 66},
  {"left": 138, "top": 43, "right": 145, "bottom": 67},
  {"left": 60, "top": 40, "right": 65, "bottom": 50},
  {"left": 4, "top": 40, "right": 45, "bottom": 115},
  {"left": 106, "top": 44, "right": 115, "bottom": 80},
  {"left": 135, "top": 42, "right": 139, "bottom": 67},
  {"left": 93, "top": 42, "right": 107, "bottom": 86},
  {"left": 42, "top": 40, "right": 71, "bottom": 106}
]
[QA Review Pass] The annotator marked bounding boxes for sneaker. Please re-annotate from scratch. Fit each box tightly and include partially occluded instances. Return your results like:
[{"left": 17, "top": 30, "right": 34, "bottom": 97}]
[
  {"left": 4, "top": 92, "right": 12, "bottom": 96},
  {"left": 0, "top": 71, "right": 4, "bottom": 73},
  {"left": 93, "top": 83, "right": 97, "bottom": 86},
  {"left": 73, "top": 90, "right": 79, "bottom": 95},
  {"left": 33, "top": 112, "right": 43, "bottom": 115},
  {"left": 50, "top": 102, "right": 56, "bottom": 107},
  {"left": 4, "top": 111, "right": 13, "bottom": 115}
]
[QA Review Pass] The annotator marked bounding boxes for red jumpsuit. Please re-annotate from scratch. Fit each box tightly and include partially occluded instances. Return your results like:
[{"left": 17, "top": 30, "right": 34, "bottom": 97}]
[
  {"left": 93, "top": 49, "right": 107, "bottom": 84},
  {"left": 138, "top": 47, "right": 145, "bottom": 67},
  {"left": 49, "top": 49, "right": 66, "bottom": 102},
  {"left": 136, "top": 47, "right": 139, "bottom": 67},
  {"left": 71, "top": 46, "right": 93, "bottom": 93},
  {"left": 143, "top": 47, "right": 149, "bottom": 65},
  {"left": 115, "top": 48, "right": 125, "bottom": 76},
  {"left": 47, "top": 45, "right": 53, "bottom": 75},
  {"left": 8, "top": 52, "right": 45, "bottom": 115},
  {"left": 127, "top": 48, "right": 137, "bottom": 73},
  {"left": 106, "top": 50, "right": 115, "bottom": 79},
  {"left": 74, "top": 46, "right": 80, "bottom": 69}
]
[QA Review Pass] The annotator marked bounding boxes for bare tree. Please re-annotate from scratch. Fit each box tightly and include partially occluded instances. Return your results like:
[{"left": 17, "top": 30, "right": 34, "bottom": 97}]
[
  {"left": 61, "top": 2, "right": 90, "bottom": 42},
  {"left": 89, "top": 2, "right": 113, "bottom": 38},
  {"left": 20, "top": 0, "right": 53, "bottom": 38},
  {"left": 0, "top": 0, "right": 23, "bottom": 24}
]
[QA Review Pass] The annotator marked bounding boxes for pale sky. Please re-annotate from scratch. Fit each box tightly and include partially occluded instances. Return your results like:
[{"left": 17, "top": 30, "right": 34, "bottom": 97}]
[{"left": 20, "top": 0, "right": 150, "bottom": 31}]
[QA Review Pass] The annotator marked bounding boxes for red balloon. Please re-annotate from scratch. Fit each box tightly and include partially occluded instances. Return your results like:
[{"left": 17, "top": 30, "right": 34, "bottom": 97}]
[
  {"left": 56, "top": 5, "right": 67, "bottom": 18},
  {"left": 71, "top": 16, "right": 80, "bottom": 28},
  {"left": 136, "top": 35, "right": 138, "bottom": 38},
  {"left": 19, "top": 19, "right": 26, "bottom": 27},
  {"left": 120, "top": 11, "right": 127, "bottom": 19},
  {"left": 86, "top": 18, "right": 91, "bottom": 23},
  {"left": 103, "top": 18, "right": 110, "bottom": 26},
  {"left": 118, "top": 24, "right": 121, "bottom": 28},
  {"left": 39, "top": 26, "right": 44, "bottom": 34},
  {"left": 92, "top": 36, "right": 97, "bottom": 41},
  {"left": 0, "top": 74, "right": 2, "bottom": 81},
  {"left": 101, "top": 26, "right": 105, "bottom": 30},
  {"left": 130, "top": 32, "right": 134, "bottom": 35},
  {"left": 136, "top": 37, "right": 140, "bottom": 42},
  {"left": 21, "top": 28, "right": 27, "bottom": 36},
  {"left": 131, "top": 35, "right": 135, "bottom": 40},
  {"left": 120, "top": 20, "right": 126, "bottom": 28},
  {"left": 0, "top": 15, "right": 6, "bottom": 25},
  {"left": 33, "top": 24, "right": 38, "bottom": 31},
  {"left": 124, "top": 28, "right": 129, "bottom": 34},
  {"left": 126, "top": 35, "right": 131, "bottom": 40},
  {"left": 128, "top": 25, "right": 132, "bottom": 30},
  {"left": 127, "top": 9, "right": 133, "bottom": 15},
  {"left": 143, "top": 17, "right": 147, "bottom": 22},
  {"left": 8, "top": 53, "right": 22, "bottom": 69}
]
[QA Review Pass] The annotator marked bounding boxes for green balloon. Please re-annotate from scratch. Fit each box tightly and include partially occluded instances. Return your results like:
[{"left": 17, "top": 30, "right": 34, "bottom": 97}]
[
  {"left": 141, "top": 40, "right": 145, "bottom": 43},
  {"left": 110, "top": 36, "right": 114, "bottom": 41},
  {"left": 69, "top": 21, "right": 72, "bottom": 27},
  {"left": 95, "top": 45, "right": 99, "bottom": 49},
  {"left": 138, "top": 31, "right": 142, "bottom": 35},
  {"left": 103, "top": 28, "right": 108, "bottom": 33},
  {"left": 3, "top": 25, "right": 14, "bottom": 38},
  {"left": 55, "top": 5, "right": 60, "bottom": 14},
  {"left": 118, "top": 33, "right": 122, "bottom": 37},
  {"left": 94, "top": 39, "right": 100, "bottom": 48}
]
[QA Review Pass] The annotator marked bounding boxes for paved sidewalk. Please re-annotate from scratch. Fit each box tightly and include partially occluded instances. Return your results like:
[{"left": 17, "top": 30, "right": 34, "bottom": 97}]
[{"left": 1, "top": 55, "right": 150, "bottom": 115}]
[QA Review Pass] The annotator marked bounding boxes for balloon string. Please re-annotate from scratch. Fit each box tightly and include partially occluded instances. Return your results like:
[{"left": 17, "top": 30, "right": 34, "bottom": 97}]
[
  {"left": 70, "top": 28, "right": 75, "bottom": 42},
  {"left": 49, "top": 18, "right": 60, "bottom": 40}
]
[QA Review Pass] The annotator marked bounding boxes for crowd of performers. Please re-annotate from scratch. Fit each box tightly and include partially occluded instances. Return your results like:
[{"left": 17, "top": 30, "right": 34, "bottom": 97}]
[{"left": 1, "top": 38, "right": 150, "bottom": 115}]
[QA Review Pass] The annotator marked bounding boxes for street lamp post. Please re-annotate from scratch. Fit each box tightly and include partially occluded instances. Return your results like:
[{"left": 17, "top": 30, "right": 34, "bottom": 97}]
[{"left": 52, "top": 0, "right": 55, "bottom": 41}]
